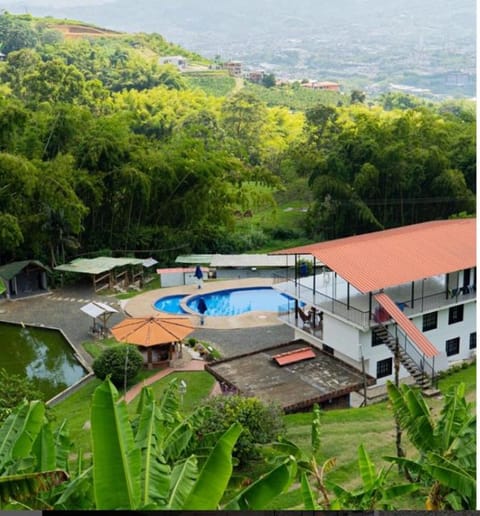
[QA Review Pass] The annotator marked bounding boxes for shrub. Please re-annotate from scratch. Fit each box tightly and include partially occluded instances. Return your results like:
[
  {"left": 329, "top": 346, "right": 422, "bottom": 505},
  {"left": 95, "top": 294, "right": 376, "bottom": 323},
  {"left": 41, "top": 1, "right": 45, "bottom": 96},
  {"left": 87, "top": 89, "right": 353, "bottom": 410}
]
[
  {"left": 186, "top": 337, "right": 197, "bottom": 347},
  {"left": 0, "top": 368, "right": 44, "bottom": 422},
  {"left": 92, "top": 345, "right": 143, "bottom": 386},
  {"left": 195, "top": 395, "right": 285, "bottom": 464}
]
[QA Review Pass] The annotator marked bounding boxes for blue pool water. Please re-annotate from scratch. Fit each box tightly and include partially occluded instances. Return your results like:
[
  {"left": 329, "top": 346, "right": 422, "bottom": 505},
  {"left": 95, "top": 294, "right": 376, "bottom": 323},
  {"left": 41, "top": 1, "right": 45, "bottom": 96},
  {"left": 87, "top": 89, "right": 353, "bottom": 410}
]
[
  {"left": 154, "top": 287, "right": 297, "bottom": 316},
  {"left": 153, "top": 294, "right": 188, "bottom": 314}
]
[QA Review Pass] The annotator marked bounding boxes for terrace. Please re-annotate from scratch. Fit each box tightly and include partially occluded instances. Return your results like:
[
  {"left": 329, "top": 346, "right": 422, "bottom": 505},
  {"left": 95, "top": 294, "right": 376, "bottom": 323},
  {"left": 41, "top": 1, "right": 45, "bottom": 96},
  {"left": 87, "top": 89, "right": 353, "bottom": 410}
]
[
  {"left": 274, "top": 270, "right": 476, "bottom": 330},
  {"left": 206, "top": 339, "right": 375, "bottom": 412}
]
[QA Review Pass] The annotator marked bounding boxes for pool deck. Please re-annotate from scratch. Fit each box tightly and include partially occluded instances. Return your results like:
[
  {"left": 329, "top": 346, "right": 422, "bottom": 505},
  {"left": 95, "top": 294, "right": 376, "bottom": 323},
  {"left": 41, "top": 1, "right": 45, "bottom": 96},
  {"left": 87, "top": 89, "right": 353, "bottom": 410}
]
[{"left": 124, "top": 277, "right": 285, "bottom": 330}]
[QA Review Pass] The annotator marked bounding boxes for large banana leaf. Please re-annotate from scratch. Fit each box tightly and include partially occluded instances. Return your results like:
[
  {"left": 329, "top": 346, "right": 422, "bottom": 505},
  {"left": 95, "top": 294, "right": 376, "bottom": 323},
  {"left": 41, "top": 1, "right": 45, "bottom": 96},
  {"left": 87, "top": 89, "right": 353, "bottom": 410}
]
[
  {"left": 424, "top": 452, "right": 476, "bottom": 503},
  {"left": 357, "top": 443, "right": 376, "bottom": 491},
  {"left": 0, "top": 469, "right": 68, "bottom": 505},
  {"left": 91, "top": 379, "right": 141, "bottom": 509},
  {"left": 224, "top": 460, "right": 295, "bottom": 510},
  {"left": 32, "top": 424, "right": 56, "bottom": 472},
  {"left": 0, "top": 400, "right": 45, "bottom": 472},
  {"left": 182, "top": 422, "right": 242, "bottom": 510},
  {"left": 166, "top": 456, "right": 198, "bottom": 509},
  {"left": 162, "top": 420, "right": 194, "bottom": 463},
  {"left": 300, "top": 471, "right": 319, "bottom": 510},
  {"left": 53, "top": 465, "right": 93, "bottom": 510},
  {"left": 134, "top": 386, "right": 170, "bottom": 507},
  {"left": 53, "top": 420, "right": 71, "bottom": 473},
  {"left": 386, "top": 382, "right": 435, "bottom": 452}
]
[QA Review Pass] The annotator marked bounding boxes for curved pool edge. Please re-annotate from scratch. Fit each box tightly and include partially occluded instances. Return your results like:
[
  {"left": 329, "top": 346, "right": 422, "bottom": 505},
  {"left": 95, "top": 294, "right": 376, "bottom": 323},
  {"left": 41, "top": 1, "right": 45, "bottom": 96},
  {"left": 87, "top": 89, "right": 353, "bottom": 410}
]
[{"left": 127, "top": 277, "right": 287, "bottom": 329}]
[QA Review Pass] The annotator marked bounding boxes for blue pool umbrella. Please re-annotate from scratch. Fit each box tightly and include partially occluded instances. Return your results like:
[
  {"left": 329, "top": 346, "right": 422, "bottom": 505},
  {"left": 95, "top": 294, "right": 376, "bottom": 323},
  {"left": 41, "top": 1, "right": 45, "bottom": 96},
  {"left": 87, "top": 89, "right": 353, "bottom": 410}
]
[{"left": 194, "top": 265, "right": 203, "bottom": 280}]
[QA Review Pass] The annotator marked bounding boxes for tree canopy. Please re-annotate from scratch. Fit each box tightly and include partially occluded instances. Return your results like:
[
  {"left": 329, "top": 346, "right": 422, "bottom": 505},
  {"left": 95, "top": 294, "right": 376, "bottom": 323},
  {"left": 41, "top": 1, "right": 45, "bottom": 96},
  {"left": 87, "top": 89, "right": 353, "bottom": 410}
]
[{"left": 0, "top": 13, "right": 475, "bottom": 265}]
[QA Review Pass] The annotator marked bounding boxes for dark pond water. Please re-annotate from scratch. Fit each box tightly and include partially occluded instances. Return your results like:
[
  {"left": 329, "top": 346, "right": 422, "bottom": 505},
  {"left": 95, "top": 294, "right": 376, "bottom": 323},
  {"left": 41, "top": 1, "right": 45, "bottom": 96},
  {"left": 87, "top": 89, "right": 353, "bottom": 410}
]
[{"left": 0, "top": 322, "right": 87, "bottom": 400}]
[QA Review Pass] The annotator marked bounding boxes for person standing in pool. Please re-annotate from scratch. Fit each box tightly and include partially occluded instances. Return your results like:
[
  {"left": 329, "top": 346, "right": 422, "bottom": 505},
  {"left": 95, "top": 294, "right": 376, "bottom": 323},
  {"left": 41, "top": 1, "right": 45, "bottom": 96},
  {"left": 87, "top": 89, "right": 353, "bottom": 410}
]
[{"left": 197, "top": 297, "right": 207, "bottom": 325}]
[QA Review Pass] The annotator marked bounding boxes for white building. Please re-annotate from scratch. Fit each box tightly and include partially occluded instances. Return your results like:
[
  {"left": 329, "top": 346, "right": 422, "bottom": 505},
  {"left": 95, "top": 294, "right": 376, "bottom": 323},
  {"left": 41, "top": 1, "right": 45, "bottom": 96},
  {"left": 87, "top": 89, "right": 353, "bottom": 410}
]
[
  {"left": 272, "top": 219, "right": 476, "bottom": 390},
  {"left": 159, "top": 55, "right": 187, "bottom": 69}
]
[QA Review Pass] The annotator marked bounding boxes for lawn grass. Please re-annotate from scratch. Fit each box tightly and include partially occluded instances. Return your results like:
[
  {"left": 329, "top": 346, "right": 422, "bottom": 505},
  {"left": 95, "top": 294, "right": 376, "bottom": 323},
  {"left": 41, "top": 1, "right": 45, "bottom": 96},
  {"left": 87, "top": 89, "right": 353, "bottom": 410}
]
[
  {"left": 127, "top": 370, "right": 216, "bottom": 415},
  {"left": 82, "top": 337, "right": 118, "bottom": 360},
  {"left": 51, "top": 369, "right": 216, "bottom": 454},
  {"left": 49, "top": 377, "right": 102, "bottom": 454}
]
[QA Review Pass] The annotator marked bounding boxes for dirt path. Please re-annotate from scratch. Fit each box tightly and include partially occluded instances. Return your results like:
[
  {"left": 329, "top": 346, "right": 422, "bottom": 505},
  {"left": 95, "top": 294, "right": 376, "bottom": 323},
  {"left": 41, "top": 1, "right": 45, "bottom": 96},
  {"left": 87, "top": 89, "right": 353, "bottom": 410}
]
[{"left": 232, "top": 76, "right": 244, "bottom": 93}]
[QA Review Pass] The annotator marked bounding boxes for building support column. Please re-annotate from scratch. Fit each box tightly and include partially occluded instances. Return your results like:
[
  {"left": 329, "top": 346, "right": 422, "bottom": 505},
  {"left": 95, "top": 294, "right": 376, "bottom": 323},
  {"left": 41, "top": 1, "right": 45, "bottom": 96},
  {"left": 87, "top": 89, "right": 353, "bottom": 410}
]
[
  {"left": 410, "top": 281, "right": 414, "bottom": 308},
  {"left": 347, "top": 282, "right": 350, "bottom": 310},
  {"left": 313, "top": 257, "right": 316, "bottom": 304}
]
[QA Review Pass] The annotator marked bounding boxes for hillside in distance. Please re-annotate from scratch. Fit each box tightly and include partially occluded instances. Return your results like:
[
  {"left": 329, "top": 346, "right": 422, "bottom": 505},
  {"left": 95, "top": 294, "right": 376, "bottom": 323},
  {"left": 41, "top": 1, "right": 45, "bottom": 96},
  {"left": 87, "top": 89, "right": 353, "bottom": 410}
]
[{"left": 3, "top": 0, "right": 476, "bottom": 98}]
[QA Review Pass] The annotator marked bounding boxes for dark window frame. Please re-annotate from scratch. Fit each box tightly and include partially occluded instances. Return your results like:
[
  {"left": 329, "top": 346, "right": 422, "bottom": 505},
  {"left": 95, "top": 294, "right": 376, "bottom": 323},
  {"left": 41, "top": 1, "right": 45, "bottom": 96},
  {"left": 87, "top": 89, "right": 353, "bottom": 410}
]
[
  {"left": 422, "top": 311, "right": 438, "bottom": 332},
  {"left": 448, "top": 304, "right": 464, "bottom": 325},
  {"left": 446, "top": 337, "right": 460, "bottom": 356},
  {"left": 469, "top": 332, "right": 476, "bottom": 350},
  {"left": 376, "top": 357, "right": 393, "bottom": 378}
]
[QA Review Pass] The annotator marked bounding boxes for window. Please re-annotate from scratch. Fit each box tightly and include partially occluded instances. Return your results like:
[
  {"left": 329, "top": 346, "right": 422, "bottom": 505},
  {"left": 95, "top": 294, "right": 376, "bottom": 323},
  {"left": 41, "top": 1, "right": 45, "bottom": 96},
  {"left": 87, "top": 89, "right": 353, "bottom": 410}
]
[
  {"left": 446, "top": 337, "right": 460, "bottom": 356},
  {"left": 372, "top": 331, "right": 384, "bottom": 347},
  {"left": 422, "top": 311, "right": 438, "bottom": 331},
  {"left": 448, "top": 304, "right": 464, "bottom": 324},
  {"left": 469, "top": 332, "right": 476, "bottom": 350},
  {"left": 376, "top": 357, "right": 393, "bottom": 378}
]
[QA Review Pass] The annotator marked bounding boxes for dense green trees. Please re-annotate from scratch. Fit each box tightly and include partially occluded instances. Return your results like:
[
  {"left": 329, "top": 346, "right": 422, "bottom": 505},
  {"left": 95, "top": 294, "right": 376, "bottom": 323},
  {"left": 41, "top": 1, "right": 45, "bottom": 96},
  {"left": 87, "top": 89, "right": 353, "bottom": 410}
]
[
  {"left": 300, "top": 104, "right": 475, "bottom": 239},
  {"left": 0, "top": 12, "right": 475, "bottom": 265}
]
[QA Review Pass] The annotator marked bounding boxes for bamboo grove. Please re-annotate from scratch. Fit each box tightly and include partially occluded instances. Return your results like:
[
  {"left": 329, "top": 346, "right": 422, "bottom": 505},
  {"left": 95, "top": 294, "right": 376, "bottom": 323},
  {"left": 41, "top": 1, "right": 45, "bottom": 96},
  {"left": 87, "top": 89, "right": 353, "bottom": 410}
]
[{"left": 0, "top": 13, "right": 475, "bottom": 266}]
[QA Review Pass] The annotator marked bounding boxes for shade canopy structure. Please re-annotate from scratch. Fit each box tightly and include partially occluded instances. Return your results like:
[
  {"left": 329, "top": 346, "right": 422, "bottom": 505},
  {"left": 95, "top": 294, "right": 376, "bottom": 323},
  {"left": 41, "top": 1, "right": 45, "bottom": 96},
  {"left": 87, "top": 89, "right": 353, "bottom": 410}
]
[
  {"left": 80, "top": 301, "right": 118, "bottom": 336},
  {"left": 111, "top": 316, "right": 195, "bottom": 368}
]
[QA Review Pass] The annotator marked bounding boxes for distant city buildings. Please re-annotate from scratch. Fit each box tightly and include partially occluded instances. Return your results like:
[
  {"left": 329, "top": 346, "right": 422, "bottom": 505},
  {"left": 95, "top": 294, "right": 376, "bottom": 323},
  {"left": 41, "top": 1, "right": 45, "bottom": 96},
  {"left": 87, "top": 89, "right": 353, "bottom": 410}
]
[
  {"left": 300, "top": 80, "right": 340, "bottom": 91},
  {"left": 223, "top": 60, "right": 243, "bottom": 77}
]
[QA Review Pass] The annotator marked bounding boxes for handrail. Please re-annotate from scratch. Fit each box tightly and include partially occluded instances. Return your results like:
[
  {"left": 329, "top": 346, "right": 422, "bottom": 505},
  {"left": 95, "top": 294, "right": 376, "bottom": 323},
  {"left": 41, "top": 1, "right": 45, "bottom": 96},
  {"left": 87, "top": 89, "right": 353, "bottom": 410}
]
[
  {"left": 377, "top": 324, "right": 435, "bottom": 381},
  {"left": 274, "top": 272, "right": 476, "bottom": 330}
]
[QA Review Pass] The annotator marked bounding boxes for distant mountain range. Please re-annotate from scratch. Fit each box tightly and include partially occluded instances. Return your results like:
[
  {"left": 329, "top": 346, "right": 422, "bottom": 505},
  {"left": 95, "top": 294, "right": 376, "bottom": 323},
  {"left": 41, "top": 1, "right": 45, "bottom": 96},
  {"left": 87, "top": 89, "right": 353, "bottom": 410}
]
[{"left": 3, "top": 0, "right": 476, "bottom": 97}]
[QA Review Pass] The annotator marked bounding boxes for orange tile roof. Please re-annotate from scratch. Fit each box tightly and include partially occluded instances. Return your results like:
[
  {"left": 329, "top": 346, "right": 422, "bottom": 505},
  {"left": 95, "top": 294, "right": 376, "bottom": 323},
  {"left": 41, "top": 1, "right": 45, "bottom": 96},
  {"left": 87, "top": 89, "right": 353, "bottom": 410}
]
[
  {"left": 273, "top": 219, "right": 476, "bottom": 293},
  {"left": 374, "top": 293, "right": 439, "bottom": 357},
  {"left": 273, "top": 347, "right": 316, "bottom": 366}
]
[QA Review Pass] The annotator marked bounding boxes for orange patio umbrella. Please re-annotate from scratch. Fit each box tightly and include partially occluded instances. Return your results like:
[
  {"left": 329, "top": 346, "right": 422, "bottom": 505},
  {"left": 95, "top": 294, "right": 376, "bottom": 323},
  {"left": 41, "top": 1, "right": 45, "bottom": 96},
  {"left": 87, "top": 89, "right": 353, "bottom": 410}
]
[{"left": 111, "top": 316, "right": 194, "bottom": 365}]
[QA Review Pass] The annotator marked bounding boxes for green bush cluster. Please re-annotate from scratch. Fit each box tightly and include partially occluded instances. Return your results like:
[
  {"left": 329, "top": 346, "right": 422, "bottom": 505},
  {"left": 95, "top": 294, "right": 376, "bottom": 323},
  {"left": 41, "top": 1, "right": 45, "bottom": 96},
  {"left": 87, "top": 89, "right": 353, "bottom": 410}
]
[
  {"left": 92, "top": 345, "right": 144, "bottom": 386},
  {"left": 195, "top": 395, "right": 285, "bottom": 464}
]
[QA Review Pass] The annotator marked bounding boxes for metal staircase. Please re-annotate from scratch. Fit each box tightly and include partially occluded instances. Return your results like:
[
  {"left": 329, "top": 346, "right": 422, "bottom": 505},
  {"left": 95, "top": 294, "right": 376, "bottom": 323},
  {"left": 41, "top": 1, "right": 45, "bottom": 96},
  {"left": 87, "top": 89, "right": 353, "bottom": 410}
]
[{"left": 373, "top": 325, "right": 432, "bottom": 390}]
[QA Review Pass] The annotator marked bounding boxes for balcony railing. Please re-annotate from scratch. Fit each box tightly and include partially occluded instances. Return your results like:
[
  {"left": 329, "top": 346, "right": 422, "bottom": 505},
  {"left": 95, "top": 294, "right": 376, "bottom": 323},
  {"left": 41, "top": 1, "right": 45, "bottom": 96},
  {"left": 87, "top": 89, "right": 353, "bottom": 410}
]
[{"left": 274, "top": 273, "right": 476, "bottom": 330}]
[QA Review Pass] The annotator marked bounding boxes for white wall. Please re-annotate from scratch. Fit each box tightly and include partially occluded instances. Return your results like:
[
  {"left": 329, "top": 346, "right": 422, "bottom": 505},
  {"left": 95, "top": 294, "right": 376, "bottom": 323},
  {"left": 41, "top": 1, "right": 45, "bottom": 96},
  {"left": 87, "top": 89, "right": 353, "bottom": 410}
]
[
  {"left": 323, "top": 314, "right": 361, "bottom": 361},
  {"left": 411, "top": 300, "right": 476, "bottom": 365}
]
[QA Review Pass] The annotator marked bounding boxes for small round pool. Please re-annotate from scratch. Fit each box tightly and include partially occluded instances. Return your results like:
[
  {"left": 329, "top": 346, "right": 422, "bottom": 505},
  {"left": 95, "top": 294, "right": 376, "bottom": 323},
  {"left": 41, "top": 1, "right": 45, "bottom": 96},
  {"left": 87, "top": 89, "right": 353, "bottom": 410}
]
[
  {"left": 153, "top": 294, "right": 188, "bottom": 314},
  {"left": 154, "top": 286, "right": 296, "bottom": 317}
]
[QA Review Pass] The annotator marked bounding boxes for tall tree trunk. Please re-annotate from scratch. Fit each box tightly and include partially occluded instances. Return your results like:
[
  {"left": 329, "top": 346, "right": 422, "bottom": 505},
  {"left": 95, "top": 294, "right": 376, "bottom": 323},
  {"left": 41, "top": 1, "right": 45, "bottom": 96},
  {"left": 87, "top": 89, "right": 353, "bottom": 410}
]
[{"left": 394, "top": 336, "right": 406, "bottom": 464}]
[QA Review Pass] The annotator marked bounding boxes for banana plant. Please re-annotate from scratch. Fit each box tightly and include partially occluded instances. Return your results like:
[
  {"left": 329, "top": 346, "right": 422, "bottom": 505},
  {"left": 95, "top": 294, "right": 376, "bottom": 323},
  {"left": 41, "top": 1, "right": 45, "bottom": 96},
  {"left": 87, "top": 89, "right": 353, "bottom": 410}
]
[
  {"left": 0, "top": 400, "right": 69, "bottom": 509},
  {"left": 89, "top": 378, "right": 294, "bottom": 510},
  {"left": 327, "top": 443, "right": 419, "bottom": 510},
  {"left": 385, "top": 381, "right": 476, "bottom": 510}
]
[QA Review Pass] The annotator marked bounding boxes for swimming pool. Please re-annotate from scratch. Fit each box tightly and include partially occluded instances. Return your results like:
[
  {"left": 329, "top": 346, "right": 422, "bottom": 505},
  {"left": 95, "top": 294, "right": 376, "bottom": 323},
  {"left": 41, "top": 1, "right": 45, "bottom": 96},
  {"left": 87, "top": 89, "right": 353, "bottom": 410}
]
[
  {"left": 154, "top": 287, "right": 296, "bottom": 317},
  {"left": 153, "top": 294, "right": 188, "bottom": 314}
]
